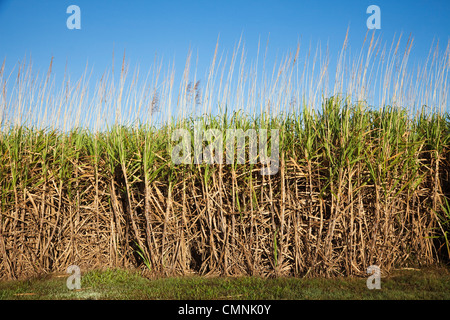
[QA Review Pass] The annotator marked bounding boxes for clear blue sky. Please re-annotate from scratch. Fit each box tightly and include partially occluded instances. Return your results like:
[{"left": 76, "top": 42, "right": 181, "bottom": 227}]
[
  {"left": 0, "top": 0, "right": 449, "bottom": 125},
  {"left": 1, "top": 0, "right": 448, "bottom": 76}
]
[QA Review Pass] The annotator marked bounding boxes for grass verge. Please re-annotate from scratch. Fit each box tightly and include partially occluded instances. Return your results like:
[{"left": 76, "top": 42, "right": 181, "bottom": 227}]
[{"left": 0, "top": 266, "right": 449, "bottom": 300}]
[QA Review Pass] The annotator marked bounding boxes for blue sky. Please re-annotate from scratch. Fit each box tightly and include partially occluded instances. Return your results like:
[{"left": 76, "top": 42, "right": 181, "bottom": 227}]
[
  {"left": 0, "top": 0, "right": 449, "bottom": 126},
  {"left": 1, "top": 0, "right": 448, "bottom": 77}
]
